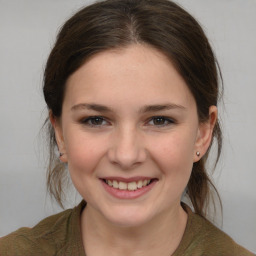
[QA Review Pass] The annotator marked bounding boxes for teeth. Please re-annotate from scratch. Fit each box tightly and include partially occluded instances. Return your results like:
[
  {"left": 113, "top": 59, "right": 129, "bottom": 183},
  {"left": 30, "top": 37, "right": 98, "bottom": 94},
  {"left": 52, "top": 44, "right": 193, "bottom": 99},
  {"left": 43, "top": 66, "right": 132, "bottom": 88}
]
[
  {"left": 105, "top": 179, "right": 152, "bottom": 191},
  {"left": 128, "top": 182, "right": 137, "bottom": 191},
  {"left": 107, "top": 180, "right": 113, "bottom": 186},
  {"left": 113, "top": 180, "right": 119, "bottom": 189},
  {"left": 119, "top": 181, "right": 128, "bottom": 190},
  {"left": 137, "top": 180, "right": 143, "bottom": 188}
]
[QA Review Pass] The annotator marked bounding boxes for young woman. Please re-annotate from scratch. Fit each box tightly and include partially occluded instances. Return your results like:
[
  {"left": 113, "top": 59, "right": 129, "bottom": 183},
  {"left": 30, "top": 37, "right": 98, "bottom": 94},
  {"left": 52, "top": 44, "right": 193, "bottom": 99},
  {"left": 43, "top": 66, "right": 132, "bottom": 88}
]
[{"left": 0, "top": 0, "right": 254, "bottom": 255}]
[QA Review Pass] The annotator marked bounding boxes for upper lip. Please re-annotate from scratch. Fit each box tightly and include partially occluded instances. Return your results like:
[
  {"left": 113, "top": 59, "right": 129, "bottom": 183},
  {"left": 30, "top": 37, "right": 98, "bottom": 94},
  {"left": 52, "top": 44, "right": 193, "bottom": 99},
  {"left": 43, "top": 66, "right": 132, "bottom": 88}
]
[{"left": 100, "top": 176, "right": 157, "bottom": 182}]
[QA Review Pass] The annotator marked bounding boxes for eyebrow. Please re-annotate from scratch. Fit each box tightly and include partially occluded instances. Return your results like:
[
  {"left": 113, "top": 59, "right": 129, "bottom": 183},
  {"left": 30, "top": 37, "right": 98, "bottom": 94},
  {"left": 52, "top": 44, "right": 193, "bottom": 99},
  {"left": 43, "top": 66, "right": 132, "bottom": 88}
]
[
  {"left": 71, "top": 103, "right": 186, "bottom": 113},
  {"left": 71, "top": 103, "right": 112, "bottom": 112},
  {"left": 140, "top": 104, "right": 186, "bottom": 113}
]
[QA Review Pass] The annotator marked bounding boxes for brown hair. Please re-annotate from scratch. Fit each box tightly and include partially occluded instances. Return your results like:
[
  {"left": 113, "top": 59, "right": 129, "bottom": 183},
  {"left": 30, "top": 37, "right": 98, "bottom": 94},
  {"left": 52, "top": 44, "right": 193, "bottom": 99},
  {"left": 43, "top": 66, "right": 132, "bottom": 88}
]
[{"left": 43, "top": 0, "right": 223, "bottom": 216}]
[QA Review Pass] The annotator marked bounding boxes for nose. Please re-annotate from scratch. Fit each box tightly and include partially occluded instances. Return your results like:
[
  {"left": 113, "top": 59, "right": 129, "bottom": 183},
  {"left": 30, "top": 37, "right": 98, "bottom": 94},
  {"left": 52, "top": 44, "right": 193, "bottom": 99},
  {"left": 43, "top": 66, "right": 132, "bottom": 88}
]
[{"left": 107, "top": 126, "right": 147, "bottom": 170}]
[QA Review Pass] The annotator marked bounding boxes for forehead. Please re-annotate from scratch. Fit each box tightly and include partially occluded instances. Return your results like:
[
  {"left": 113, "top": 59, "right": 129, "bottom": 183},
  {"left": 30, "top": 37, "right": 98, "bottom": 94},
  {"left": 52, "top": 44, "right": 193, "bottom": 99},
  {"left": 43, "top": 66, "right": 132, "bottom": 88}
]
[{"left": 64, "top": 44, "right": 195, "bottom": 109}]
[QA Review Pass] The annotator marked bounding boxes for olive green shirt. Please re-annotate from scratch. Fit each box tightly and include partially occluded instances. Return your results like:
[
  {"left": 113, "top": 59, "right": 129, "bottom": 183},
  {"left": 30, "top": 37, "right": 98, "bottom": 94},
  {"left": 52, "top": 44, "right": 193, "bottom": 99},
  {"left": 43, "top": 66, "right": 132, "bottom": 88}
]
[{"left": 0, "top": 201, "right": 254, "bottom": 256}]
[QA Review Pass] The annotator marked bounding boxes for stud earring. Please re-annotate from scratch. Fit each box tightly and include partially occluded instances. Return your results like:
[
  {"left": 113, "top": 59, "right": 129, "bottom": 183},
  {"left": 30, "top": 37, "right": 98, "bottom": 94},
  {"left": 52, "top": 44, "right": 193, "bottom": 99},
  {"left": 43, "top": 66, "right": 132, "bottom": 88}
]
[{"left": 196, "top": 151, "right": 200, "bottom": 157}]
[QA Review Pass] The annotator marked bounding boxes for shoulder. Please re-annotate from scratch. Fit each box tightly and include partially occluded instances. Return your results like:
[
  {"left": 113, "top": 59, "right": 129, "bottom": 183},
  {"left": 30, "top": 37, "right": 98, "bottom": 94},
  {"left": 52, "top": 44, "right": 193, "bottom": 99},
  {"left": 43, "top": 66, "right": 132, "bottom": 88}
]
[
  {"left": 174, "top": 204, "right": 255, "bottom": 256},
  {"left": 0, "top": 201, "right": 86, "bottom": 256},
  {"left": 191, "top": 213, "right": 254, "bottom": 255}
]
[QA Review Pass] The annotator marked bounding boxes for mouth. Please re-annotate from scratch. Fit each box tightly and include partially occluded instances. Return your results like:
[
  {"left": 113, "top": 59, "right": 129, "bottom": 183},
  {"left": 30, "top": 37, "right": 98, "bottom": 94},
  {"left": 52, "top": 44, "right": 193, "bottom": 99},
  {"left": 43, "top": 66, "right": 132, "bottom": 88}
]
[{"left": 102, "top": 178, "right": 157, "bottom": 191}]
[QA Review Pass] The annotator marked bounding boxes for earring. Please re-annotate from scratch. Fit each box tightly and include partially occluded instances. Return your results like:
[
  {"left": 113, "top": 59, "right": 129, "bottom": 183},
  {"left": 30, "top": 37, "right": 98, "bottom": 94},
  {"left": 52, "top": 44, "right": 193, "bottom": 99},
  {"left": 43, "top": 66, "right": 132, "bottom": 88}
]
[{"left": 196, "top": 151, "right": 200, "bottom": 157}]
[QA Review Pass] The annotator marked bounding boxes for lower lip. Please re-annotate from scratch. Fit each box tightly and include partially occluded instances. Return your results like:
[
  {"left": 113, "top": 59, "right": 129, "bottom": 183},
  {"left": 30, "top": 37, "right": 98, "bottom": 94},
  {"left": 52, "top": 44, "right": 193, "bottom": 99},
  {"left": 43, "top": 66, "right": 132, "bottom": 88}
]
[{"left": 101, "top": 180, "right": 157, "bottom": 199}]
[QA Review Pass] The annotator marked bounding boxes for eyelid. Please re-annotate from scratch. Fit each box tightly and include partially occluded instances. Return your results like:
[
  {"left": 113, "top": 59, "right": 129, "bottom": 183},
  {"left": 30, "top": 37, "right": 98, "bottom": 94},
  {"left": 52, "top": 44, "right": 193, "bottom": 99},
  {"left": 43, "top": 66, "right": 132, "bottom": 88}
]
[
  {"left": 79, "top": 115, "right": 175, "bottom": 128},
  {"left": 145, "top": 116, "right": 175, "bottom": 127},
  {"left": 80, "top": 115, "right": 111, "bottom": 127}
]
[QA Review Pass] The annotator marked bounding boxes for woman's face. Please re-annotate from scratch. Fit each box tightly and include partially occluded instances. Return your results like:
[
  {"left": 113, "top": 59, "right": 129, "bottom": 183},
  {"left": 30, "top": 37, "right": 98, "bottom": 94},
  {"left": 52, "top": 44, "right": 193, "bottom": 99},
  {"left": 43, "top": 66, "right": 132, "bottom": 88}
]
[{"left": 54, "top": 44, "right": 215, "bottom": 227}]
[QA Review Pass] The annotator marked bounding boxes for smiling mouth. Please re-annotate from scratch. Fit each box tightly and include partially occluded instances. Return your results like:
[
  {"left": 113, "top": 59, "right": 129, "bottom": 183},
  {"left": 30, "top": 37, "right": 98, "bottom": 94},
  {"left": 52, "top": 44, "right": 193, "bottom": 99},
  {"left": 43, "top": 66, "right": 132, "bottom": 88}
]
[{"left": 103, "top": 179, "right": 156, "bottom": 191}]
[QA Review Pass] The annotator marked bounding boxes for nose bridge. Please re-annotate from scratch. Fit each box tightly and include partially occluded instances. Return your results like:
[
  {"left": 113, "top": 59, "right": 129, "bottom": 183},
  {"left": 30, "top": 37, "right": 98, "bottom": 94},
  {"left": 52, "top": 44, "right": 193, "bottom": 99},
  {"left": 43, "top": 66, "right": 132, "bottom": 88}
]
[{"left": 108, "top": 124, "right": 146, "bottom": 169}]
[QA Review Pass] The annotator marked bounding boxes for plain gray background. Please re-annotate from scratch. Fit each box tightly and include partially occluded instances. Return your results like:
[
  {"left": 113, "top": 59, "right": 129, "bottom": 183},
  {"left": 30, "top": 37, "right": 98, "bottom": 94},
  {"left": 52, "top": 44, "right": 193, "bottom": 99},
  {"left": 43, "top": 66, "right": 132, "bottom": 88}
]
[{"left": 0, "top": 0, "right": 255, "bottom": 253}]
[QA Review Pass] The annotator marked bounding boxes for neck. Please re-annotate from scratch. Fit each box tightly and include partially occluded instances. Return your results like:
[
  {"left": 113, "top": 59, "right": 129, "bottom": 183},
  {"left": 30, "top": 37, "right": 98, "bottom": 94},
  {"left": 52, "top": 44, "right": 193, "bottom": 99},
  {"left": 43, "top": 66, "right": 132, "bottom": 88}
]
[{"left": 80, "top": 203, "right": 187, "bottom": 256}]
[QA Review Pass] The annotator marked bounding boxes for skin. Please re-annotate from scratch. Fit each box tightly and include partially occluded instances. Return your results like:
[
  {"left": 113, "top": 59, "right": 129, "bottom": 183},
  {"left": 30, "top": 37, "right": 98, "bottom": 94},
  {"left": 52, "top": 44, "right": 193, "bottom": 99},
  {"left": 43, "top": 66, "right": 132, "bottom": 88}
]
[{"left": 52, "top": 44, "right": 217, "bottom": 256}]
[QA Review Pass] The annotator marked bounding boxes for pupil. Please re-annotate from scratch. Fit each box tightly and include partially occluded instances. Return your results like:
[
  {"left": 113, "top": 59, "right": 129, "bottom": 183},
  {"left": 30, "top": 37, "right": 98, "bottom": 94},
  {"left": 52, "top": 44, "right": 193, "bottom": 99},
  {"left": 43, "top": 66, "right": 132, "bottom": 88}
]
[
  {"left": 154, "top": 117, "right": 164, "bottom": 125},
  {"left": 92, "top": 117, "right": 103, "bottom": 125}
]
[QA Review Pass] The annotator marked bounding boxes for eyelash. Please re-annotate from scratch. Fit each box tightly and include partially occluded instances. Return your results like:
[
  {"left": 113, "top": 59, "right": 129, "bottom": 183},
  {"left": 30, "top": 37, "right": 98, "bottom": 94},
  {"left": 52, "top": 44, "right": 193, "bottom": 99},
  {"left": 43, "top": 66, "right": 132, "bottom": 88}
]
[
  {"left": 146, "top": 116, "right": 175, "bottom": 127},
  {"left": 80, "top": 116, "right": 175, "bottom": 128},
  {"left": 80, "top": 116, "right": 108, "bottom": 127}
]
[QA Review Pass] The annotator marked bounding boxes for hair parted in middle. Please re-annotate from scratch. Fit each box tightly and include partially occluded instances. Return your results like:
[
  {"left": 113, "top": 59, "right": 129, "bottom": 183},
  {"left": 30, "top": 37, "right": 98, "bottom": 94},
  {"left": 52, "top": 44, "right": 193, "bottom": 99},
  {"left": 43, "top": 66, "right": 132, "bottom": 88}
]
[{"left": 43, "top": 0, "right": 223, "bottom": 217}]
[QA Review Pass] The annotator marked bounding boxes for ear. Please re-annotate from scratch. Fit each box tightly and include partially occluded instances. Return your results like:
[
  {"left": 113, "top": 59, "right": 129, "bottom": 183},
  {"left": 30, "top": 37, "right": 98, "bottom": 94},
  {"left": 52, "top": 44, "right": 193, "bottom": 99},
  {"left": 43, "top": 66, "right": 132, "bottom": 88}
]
[
  {"left": 49, "top": 111, "right": 68, "bottom": 163},
  {"left": 193, "top": 106, "right": 218, "bottom": 162}
]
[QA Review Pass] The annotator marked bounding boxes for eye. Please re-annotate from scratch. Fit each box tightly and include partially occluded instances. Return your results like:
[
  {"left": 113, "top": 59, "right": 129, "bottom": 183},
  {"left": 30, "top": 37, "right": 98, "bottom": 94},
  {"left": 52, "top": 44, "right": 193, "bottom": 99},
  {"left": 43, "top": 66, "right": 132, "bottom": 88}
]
[
  {"left": 81, "top": 116, "right": 109, "bottom": 127},
  {"left": 147, "top": 116, "right": 174, "bottom": 126}
]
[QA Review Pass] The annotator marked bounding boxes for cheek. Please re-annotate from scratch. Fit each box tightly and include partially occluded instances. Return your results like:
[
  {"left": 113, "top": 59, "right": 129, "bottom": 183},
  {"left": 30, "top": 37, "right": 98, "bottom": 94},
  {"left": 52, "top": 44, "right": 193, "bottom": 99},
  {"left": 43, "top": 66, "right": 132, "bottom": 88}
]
[
  {"left": 150, "top": 131, "right": 196, "bottom": 175},
  {"left": 64, "top": 130, "right": 107, "bottom": 176},
  {"left": 63, "top": 130, "right": 109, "bottom": 202}
]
